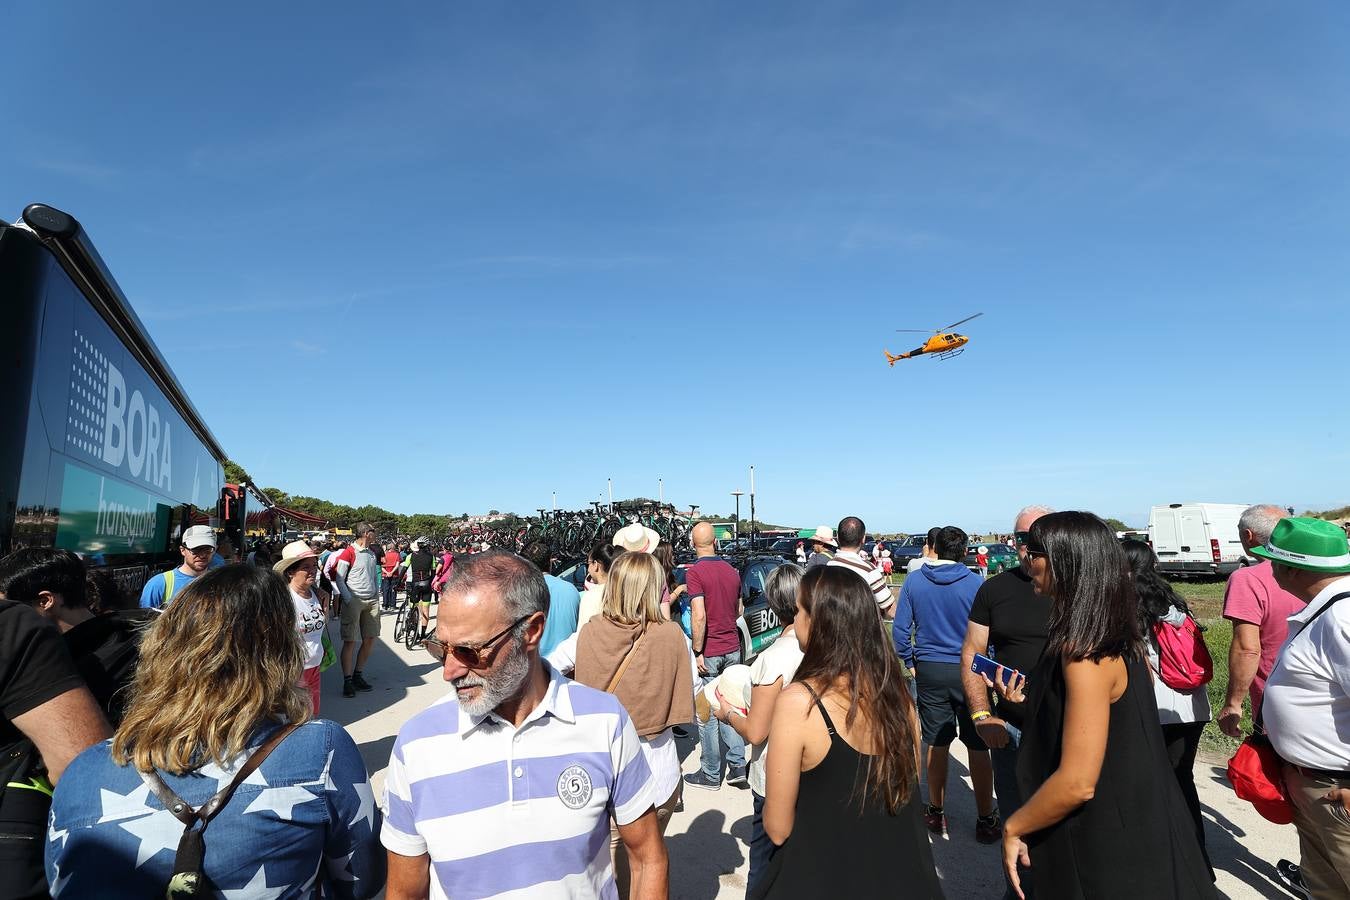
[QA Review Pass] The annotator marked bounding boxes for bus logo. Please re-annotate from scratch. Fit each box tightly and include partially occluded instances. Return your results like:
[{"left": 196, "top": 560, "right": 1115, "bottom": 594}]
[{"left": 69, "top": 328, "right": 173, "bottom": 493}]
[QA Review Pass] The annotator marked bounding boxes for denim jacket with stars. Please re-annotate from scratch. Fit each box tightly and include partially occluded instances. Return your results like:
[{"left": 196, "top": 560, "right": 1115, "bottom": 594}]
[{"left": 45, "top": 718, "right": 384, "bottom": 898}]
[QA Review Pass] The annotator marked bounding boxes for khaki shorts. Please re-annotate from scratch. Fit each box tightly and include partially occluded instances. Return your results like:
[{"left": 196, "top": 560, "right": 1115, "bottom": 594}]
[{"left": 340, "top": 596, "right": 381, "bottom": 642}]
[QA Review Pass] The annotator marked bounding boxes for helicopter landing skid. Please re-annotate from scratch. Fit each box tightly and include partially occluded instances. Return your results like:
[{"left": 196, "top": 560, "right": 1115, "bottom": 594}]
[{"left": 932, "top": 348, "right": 965, "bottom": 361}]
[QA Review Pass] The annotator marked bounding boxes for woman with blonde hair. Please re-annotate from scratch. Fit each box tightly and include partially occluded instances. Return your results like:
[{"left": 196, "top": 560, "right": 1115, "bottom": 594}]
[
  {"left": 44, "top": 565, "right": 384, "bottom": 898},
  {"left": 550, "top": 550, "right": 694, "bottom": 899}
]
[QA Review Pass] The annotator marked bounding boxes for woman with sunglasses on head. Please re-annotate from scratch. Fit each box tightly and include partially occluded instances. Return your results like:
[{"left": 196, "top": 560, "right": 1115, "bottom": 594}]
[
  {"left": 45, "top": 565, "right": 384, "bottom": 898},
  {"left": 755, "top": 566, "right": 942, "bottom": 900},
  {"left": 991, "top": 513, "right": 1214, "bottom": 899},
  {"left": 550, "top": 551, "right": 693, "bottom": 899}
]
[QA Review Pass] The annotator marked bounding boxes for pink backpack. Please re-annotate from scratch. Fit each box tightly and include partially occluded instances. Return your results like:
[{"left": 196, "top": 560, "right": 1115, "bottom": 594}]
[{"left": 1152, "top": 615, "right": 1213, "bottom": 691}]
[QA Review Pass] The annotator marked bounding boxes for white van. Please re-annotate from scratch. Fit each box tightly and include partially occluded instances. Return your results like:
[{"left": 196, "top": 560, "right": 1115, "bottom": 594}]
[{"left": 1147, "top": 503, "right": 1251, "bottom": 577}]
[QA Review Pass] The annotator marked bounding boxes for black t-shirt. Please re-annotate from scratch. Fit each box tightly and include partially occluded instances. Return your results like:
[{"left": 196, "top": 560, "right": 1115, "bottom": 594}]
[
  {"left": 967, "top": 568, "right": 1050, "bottom": 728},
  {"left": 63, "top": 608, "right": 154, "bottom": 727},
  {"left": 1, "top": 601, "right": 86, "bottom": 753}
]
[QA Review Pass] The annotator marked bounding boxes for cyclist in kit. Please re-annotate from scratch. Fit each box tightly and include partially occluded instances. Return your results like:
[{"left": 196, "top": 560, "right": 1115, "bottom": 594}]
[{"left": 403, "top": 540, "right": 438, "bottom": 641}]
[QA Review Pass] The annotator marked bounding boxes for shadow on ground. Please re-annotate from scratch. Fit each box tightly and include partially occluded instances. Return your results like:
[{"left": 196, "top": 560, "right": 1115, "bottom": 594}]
[
  {"left": 667, "top": 809, "right": 748, "bottom": 900},
  {"left": 317, "top": 619, "right": 441, "bottom": 728},
  {"left": 1199, "top": 765, "right": 1296, "bottom": 898}
]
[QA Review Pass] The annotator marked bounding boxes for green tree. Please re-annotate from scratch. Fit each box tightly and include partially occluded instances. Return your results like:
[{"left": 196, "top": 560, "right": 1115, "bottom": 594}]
[
  {"left": 223, "top": 459, "right": 251, "bottom": 485},
  {"left": 1103, "top": 517, "right": 1135, "bottom": 533}
]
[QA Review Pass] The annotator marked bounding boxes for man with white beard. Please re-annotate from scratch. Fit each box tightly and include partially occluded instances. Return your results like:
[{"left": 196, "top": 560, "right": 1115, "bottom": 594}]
[{"left": 381, "top": 549, "right": 669, "bottom": 900}]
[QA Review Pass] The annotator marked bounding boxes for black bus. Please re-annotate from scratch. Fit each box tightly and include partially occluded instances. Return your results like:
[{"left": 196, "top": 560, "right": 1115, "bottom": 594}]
[{"left": 0, "top": 203, "right": 245, "bottom": 602}]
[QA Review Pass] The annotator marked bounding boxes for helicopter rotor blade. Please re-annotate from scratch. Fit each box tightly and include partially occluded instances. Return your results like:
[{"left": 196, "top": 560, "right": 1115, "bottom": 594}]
[
  {"left": 939, "top": 312, "right": 983, "bottom": 331},
  {"left": 894, "top": 329, "right": 933, "bottom": 333}
]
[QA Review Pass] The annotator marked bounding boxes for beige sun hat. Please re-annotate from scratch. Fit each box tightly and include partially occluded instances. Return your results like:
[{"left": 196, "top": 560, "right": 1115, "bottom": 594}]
[
  {"left": 810, "top": 526, "right": 837, "bottom": 548},
  {"left": 273, "top": 539, "right": 319, "bottom": 576},
  {"left": 613, "top": 523, "right": 662, "bottom": 554}
]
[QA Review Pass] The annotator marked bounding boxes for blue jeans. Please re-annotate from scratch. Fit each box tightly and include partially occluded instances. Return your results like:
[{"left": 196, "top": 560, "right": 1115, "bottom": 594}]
[
  {"left": 698, "top": 651, "right": 746, "bottom": 780},
  {"left": 992, "top": 721, "right": 1033, "bottom": 900},
  {"left": 381, "top": 576, "right": 396, "bottom": 608}
]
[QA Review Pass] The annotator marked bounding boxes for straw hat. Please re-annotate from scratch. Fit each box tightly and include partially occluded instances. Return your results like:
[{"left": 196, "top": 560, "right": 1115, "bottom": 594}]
[
  {"left": 809, "top": 526, "right": 837, "bottom": 548},
  {"left": 613, "top": 523, "right": 662, "bottom": 554},
  {"left": 273, "top": 539, "right": 319, "bottom": 576}
]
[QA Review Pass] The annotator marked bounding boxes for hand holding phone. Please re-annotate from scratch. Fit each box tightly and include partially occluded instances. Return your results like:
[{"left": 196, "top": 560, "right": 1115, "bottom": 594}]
[{"left": 972, "top": 653, "right": 1020, "bottom": 688}]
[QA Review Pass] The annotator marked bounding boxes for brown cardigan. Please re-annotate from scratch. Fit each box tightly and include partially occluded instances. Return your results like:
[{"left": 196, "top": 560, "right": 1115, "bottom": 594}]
[{"left": 573, "top": 617, "right": 694, "bottom": 738}]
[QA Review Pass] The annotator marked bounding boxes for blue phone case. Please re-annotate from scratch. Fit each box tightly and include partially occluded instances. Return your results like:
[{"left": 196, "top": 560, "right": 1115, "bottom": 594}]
[{"left": 971, "top": 653, "right": 1017, "bottom": 686}]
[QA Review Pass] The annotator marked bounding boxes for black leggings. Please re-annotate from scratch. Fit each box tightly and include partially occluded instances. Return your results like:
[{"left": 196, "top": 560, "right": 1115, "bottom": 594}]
[{"left": 1161, "top": 721, "right": 1213, "bottom": 880}]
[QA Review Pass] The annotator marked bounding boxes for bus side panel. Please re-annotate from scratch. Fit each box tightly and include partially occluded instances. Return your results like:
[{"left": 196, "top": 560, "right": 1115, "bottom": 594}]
[{"left": 0, "top": 229, "right": 50, "bottom": 555}]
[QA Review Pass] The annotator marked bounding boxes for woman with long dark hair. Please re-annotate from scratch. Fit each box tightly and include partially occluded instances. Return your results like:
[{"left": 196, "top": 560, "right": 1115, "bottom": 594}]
[
  {"left": 993, "top": 513, "right": 1213, "bottom": 899},
  {"left": 1123, "top": 540, "right": 1213, "bottom": 876},
  {"left": 578, "top": 541, "right": 624, "bottom": 625},
  {"left": 755, "top": 566, "right": 942, "bottom": 899}
]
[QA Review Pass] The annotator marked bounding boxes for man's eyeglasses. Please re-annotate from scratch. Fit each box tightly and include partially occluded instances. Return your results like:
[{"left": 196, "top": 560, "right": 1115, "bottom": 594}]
[
  {"left": 425, "top": 615, "right": 532, "bottom": 669},
  {"left": 1013, "top": 531, "right": 1030, "bottom": 546}
]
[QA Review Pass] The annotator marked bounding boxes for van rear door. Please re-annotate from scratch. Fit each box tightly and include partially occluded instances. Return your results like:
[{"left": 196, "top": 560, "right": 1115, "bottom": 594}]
[
  {"left": 1152, "top": 509, "right": 1180, "bottom": 557},
  {"left": 1178, "top": 509, "right": 1208, "bottom": 561}
]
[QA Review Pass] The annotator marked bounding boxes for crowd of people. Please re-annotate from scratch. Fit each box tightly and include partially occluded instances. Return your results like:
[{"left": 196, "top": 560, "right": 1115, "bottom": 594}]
[{"left": 0, "top": 503, "right": 1346, "bottom": 898}]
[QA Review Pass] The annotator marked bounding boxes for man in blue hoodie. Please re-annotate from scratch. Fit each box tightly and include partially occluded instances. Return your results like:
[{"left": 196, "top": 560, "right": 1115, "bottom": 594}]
[{"left": 893, "top": 525, "right": 1000, "bottom": 843}]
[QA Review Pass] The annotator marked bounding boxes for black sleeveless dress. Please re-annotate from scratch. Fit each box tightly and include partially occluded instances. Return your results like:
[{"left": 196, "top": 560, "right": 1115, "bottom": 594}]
[
  {"left": 752, "top": 686, "right": 944, "bottom": 900},
  {"left": 1015, "top": 654, "right": 1216, "bottom": 900}
]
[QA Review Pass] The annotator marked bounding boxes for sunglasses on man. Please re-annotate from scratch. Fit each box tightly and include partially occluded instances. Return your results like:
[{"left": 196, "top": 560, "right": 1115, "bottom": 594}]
[{"left": 425, "top": 614, "right": 533, "bottom": 669}]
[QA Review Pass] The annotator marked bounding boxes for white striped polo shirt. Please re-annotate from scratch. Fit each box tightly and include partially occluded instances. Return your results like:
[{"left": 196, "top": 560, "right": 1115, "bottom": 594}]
[
  {"left": 829, "top": 549, "right": 895, "bottom": 611},
  {"left": 382, "top": 663, "right": 656, "bottom": 900}
]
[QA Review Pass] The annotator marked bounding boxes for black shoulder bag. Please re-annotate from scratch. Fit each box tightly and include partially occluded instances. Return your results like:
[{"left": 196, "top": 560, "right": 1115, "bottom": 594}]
[{"left": 138, "top": 723, "right": 301, "bottom": 897}]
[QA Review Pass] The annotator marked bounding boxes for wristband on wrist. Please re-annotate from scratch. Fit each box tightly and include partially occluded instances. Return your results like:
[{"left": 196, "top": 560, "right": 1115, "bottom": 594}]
[{"left": 970, "top": 710, "right": 993, "bottom": 722}]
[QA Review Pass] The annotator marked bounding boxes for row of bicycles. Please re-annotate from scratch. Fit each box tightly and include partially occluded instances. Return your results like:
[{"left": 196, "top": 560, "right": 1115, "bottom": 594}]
[{"left": 412, "top": 502, "right": 698, "bottom": 558}]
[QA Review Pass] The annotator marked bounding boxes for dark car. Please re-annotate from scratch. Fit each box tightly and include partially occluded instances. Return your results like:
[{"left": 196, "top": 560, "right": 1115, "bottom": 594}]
[{"left": 889, "top": 535, "right": 926, "bottom": 561}]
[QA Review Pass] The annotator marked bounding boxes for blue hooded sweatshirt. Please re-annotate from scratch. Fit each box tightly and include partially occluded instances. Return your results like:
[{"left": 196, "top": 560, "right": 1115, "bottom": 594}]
[{"left": 892, "top": 562, "right": 983, "bottom": 667}]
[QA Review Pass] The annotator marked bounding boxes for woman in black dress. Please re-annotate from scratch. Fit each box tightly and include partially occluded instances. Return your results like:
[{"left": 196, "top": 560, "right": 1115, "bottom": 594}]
[
  {"left": 990, "top": 512, "right": 1215, "bottom": 900},
  {"left": 754, "top": 566, "right": 943, "bottom": 899}
]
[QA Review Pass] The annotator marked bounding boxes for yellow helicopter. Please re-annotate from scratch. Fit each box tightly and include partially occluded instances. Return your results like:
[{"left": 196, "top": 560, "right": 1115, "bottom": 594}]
[{"left": 884, "top": 313, "right": 983, "bottom": 366}]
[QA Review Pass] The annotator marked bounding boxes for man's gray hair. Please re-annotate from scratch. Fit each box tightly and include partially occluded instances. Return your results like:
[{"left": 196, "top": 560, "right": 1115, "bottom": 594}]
[
  {"left": 1013, "top": 505, "right": 1055, "bottom": 531},
  {"left": 1239, "top": 505, "right": 1286, "bottom": 546},
  {"left": 354, "top": 522, "right": 375, "bottom": 538},
  {"left": 443, "top": 548, "right": 550, "bottom": 623}
]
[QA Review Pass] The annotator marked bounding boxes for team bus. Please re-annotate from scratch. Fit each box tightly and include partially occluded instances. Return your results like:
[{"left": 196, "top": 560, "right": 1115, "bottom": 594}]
[{"left": 0, "top": 203, "right": 246, "bottom": 601}]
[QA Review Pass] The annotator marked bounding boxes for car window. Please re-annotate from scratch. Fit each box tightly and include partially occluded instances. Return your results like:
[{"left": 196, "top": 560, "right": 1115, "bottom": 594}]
[{"left": 743, "top": 559, "right": 780, "bottom": 598}]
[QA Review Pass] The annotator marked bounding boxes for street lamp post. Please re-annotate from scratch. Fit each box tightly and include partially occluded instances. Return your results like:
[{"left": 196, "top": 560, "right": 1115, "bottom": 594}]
[
  {"left": 731, "top": 491, "right": 744, "bottom": 545},
  {"left": 749, "top": 465, "right": 756, "bottom": 546}
]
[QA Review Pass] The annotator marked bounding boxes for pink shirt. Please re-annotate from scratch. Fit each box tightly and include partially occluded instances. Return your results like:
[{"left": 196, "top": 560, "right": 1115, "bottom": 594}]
[{"left": 1222, "top": 560, "right": 1307, "bottom": 715}]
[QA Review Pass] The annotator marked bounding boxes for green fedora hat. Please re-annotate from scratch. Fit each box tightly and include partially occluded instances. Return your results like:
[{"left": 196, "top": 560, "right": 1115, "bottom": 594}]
[{"left": 1250, "top": 517, "right": 1350, "bottom": 574}]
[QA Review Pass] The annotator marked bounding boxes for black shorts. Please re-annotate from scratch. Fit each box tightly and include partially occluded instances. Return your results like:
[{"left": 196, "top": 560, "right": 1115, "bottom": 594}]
[
  {"left": 409, "top": 579, "right": 433, "bottom": 605},
  {"left": 915, "top": 660, "right": 988, "bottom": 751}
]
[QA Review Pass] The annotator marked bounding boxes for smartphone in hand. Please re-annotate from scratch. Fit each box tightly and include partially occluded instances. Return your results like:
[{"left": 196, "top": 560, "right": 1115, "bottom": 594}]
[{"left": 972, "top": 653, "right": 1020, "bottom": 688}]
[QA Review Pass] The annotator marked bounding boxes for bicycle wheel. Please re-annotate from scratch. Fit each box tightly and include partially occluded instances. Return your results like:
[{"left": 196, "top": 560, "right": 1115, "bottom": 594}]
[
  {"left": 404, "top": 604, "right": 422, "bottom": 650},
  {"left": 392, "top": 602, "right": 407, "bottom": 643}
]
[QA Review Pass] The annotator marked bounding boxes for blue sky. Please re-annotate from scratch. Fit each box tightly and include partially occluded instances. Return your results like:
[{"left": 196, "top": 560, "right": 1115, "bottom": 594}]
[{"left": 5, "top": 3, "right": 1349, "bottom": 532}]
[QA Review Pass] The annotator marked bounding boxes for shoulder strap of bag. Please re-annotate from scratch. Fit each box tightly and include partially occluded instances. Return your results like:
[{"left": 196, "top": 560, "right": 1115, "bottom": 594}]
[
  {"left": 1293, "top": 591, "right": 1350, "bottom": 639},
  {"left": 139, "top": 722, "right": 302, "bottom": 829},
  {"left": 163, "top": 570, "right": 175, "bottom": 603},
  {"left": 606, "top": 629, "right": 646, "bottom": 693}
]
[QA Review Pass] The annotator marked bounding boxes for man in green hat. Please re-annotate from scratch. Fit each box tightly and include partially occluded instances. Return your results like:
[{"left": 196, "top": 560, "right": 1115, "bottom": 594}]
[{"left": 1257, "top": 517, "right": 1350, "bottom": 900}]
